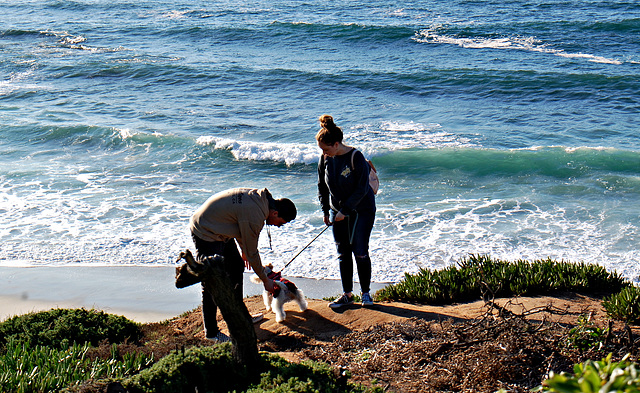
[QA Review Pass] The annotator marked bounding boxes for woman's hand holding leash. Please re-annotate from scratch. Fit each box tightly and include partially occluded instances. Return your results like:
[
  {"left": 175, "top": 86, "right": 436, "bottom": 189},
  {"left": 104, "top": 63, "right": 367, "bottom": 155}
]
[{"left": 324, "top": 212, "right": 345, "bottom": 225}]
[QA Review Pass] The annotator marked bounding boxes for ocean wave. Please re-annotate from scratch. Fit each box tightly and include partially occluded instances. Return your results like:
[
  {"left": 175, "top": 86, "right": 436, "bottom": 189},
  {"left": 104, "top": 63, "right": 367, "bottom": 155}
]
[
  {"left": 42, "top": 0, "right": 92, "bottom": 11},
  {"left": 195, "top": 131, "right": 640, "bottom": 185},
  {"left": 12, "top": 122, "right": 640, "bottom": 183},
  {"left": 1, "top": 29, "right": 42, "bottom": 37},
  {"left": 15, "top": 125, "right": 186, "bottom": 154},
  {"left": 350, "top": 121, "right": 477, "bottom": 151},
  {"left": 2, "top": 203, "right": 638, "bottom": 283},
  {"left": 160, "top": 8, "right": 267, "bottom": 20},
  {"left": 1, "top": 29, "right": 87, "bottom": 47},
  {"left": 146, "top": 19, "right": 416, "bottom": 45},
  {"left": 376, "top": 146, "right": 640, "bottom": 181},
  {"left": 235, "top": 65, "right": 638, "bottom": 104},
  {"left": 0, "top": 29, "right": 118, "bottom": 54},
  {"left": 196, "top": 136, "right": 319, "bottom": 166},
  {"left": 268, "top": 21, "right": 415, "bottom": 42},
  {"left": 195, "top": 121, "right": 477, "bottom": 166},
  {"left": 413, "top": 29, "right": 623, "bottom": 65},
  {"left": 0, "top": 69, "right": 39, "bottom": 97},
  {"left": 577, "top": 18, "right": 640, "bottom": 35}
]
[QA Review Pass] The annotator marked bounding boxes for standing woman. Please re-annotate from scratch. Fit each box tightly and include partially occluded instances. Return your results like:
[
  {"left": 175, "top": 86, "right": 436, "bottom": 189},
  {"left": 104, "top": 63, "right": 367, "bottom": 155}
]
[{"left": 316, "top": 114, "right": 376, "bottom": 308}]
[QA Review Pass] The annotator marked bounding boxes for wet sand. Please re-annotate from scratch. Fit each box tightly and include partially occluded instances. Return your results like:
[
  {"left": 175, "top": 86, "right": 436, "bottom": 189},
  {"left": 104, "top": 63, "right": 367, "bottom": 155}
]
[{"left": 0, "top": 266, "right": 389, "bottom": 323}]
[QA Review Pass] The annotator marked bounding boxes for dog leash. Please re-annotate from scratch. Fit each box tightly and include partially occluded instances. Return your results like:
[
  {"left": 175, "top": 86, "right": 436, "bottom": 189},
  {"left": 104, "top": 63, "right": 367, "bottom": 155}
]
[
  {"left": 280, "top": 225, "right": 330, "bottom": 272},
  {"left": 347, "top": 212, "right": 359, "bottom": 245}
]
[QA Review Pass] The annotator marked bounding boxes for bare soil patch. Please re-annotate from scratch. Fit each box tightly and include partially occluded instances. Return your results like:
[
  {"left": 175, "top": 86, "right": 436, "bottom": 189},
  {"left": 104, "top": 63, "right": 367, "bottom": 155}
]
[{"left": 89, "top": 294, "right": 639, "bottom": 392}]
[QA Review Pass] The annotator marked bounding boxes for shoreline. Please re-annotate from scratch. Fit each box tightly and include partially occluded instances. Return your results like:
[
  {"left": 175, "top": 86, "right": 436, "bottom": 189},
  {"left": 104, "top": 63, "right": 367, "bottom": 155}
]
[{"left": 0, "top": 266, "right": 390, "bottom": 323}]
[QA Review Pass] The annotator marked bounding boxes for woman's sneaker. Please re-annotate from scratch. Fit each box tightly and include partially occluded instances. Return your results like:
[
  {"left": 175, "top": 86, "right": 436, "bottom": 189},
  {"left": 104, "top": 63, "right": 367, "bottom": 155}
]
[
  {"left": 328, "top": 293, "right": 354, "bottom": 309},
  {"left": 361, "top": 292, "right": 374, "bottom": 306}
]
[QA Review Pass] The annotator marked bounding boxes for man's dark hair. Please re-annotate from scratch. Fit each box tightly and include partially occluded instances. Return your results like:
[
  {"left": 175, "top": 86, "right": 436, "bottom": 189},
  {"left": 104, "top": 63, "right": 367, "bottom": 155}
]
[{"left": 274, "top": 198, "right": 297, "bottom": 222}]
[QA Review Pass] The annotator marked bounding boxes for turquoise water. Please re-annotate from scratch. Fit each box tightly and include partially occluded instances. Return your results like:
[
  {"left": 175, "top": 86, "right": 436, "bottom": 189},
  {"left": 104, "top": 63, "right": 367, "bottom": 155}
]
[{"left": 1, "top": 0, "right": 639, "bottom": 283}]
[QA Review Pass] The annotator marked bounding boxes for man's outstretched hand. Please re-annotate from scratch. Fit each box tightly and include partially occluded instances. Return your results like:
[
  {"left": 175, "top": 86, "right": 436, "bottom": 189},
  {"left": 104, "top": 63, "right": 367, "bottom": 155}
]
[{"left": 263, "top": 277, "right": 275, "bottom": 294}]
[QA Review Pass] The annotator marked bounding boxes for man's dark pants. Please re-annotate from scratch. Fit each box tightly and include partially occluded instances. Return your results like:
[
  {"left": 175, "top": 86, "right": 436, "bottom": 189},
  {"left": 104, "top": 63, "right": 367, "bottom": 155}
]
[{"left": 191, "top": 233, "right": 244, "bottom": 338}]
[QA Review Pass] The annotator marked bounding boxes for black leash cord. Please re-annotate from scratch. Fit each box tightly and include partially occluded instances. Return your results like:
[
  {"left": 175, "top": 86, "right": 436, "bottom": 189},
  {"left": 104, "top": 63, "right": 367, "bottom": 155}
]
[{"left": 281, "top": 225, "right": 330, "bottom": 271}]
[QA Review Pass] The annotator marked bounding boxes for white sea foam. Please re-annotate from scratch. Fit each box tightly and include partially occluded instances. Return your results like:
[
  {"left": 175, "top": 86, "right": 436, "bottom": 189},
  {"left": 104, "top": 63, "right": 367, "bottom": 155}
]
[
  {"left": 197, "top": 136, "right": 319, "bottom": 165},
  {"left": 59, "top": 35, "right": 87, "bottom": 45},
  {"left": 350, "top": 121, "right": 477, "bottom": 152},
  {"left": 196, "top": 121, "right": 476, "bottom": 166},
  {"left": 413, "top": 30, "right": 623, "bottom": 65},
  {"left": 3, "top": 127, "right": 638, "bottom": 283},
  {"left": 75, "top": 173, "right": 94, "bottom": 184},
  {"left": 1, "top": 185, "right": 638, "bottom": 283},
  {"left": 225, "top": 197, "right": 640, "bottom": 283},
  {"left": 0, "top": 69, "right": 40, "bottom": 96},
  {"left": 162, "top": 10, "right": 190, "bottom": 19},
  {"left": 115, "top": 128, "right": 135, "bottom": 139},
  {"left": 555, "top": 52, "right": 622, "bottom": 65}
]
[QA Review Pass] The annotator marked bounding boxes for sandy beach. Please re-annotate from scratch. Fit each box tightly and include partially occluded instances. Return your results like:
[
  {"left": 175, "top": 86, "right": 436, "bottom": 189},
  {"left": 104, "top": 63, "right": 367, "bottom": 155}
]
[{"left": 0, "top": 266, "right": 389, "bottom": 323}]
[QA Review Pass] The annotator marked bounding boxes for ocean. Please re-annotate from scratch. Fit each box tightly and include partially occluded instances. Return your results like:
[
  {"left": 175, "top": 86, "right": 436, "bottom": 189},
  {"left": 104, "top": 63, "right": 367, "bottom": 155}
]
[{"left": 1, "top": 0, "right": 639, "bottom": 284}]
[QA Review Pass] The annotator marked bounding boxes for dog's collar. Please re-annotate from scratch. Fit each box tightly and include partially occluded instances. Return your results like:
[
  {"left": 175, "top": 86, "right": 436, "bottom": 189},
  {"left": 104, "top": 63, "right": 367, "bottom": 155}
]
[{"left": 267, "top": 270, "right": 282, "bottom": 281}]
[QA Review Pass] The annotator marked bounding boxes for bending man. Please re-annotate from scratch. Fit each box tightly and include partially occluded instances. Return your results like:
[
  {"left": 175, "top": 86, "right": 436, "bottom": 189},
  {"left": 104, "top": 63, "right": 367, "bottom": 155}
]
[{"left": 190, "top": 187, "right": 297, "bottom": 342}]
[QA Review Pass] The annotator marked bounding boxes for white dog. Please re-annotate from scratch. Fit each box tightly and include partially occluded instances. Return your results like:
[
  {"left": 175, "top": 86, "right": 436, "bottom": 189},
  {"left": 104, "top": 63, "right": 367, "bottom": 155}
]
[{"left": 250, "top": 264, "right": 307, "bottom": 323}]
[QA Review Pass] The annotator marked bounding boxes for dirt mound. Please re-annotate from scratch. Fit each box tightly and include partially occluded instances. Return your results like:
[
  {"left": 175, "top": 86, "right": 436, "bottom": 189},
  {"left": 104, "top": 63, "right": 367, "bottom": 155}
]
[
  {"left": 161, "top": 293, "right": 632, "bottom": 391},
  {"left": 180, "top": 293, "right": 608, "bottom": 341},
  {"left": 100, "top": 293, "right": 636, "bottom": 393},
  {"left": 238, "top": 294, "right": 608, "bottom": 347}
]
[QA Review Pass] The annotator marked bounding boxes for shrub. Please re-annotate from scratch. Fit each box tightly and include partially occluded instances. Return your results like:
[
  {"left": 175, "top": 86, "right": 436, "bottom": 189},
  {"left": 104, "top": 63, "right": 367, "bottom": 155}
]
[
  {"left": 0, "top": 340, "right": 152, "bottom": 393},
  {"left": 248, "top": 354, "right": 380, "bottom": 393},
  {"left": 124, "top": 344, "right": 240, "bottom": 393},
  {"left": 566, "top": 315, "right": 609, "bottom": 351},
  {"left": 0, "top": 308, "right": 142, "bottom": 350},
  {"left": 376, "top": 255, "right": 629, "bottom": 305},
  {"left": 124, "top": 345, "right": 380, "bottom": 393},
  {"left": 603, "top": 286, "right": 640, "bottom": 325},
  {"left": 537, "top": 353, "right": 640, "bottom": 392}
]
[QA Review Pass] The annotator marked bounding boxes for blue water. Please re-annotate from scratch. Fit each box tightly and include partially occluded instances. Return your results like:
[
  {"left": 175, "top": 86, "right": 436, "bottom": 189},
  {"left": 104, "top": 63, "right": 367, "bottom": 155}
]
[{"left": 1, "top": 0, "right": 639, "bottom": 283}]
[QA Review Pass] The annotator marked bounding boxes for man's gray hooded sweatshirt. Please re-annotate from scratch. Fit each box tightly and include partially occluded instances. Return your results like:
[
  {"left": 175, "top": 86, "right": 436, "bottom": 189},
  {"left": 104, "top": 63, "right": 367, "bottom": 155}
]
[{"left": 190, "top": 188, "right": 271, "bottom": 281}]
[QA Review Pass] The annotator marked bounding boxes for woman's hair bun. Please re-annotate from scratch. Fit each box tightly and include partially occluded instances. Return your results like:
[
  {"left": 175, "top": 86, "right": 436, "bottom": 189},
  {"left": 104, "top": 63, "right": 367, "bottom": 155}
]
[
  {"left": 316, "top": 114, "right": 343, "bottom": 144},
  {"left": 319, "top": 114, "right": 334, "bottom": 127}
]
